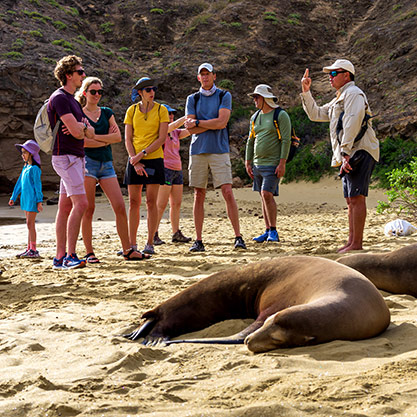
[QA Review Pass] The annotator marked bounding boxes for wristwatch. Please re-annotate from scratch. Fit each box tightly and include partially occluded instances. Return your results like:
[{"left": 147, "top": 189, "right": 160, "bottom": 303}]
[
  {"left": 83, "top": 123, "right": 88, "bottom": 133},
  {"left": 195, "top": 119, "right": 200, "bottom": 127},
  {"left": 142, "top": 149, "right": 147, "bottom": 156}
]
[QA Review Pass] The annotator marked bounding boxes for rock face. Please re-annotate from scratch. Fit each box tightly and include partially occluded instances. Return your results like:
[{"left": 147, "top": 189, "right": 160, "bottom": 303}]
[{"left": 0, "top": 0, "right": 416, "bottom": 193}]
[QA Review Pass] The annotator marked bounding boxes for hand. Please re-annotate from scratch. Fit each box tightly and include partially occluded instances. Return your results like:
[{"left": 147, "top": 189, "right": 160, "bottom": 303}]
[
  {"left": 184, "top": 118, "right": 197, "bottom": 129},
  {"left": 275, "top": 161, "right": 286, "bottom": 179},
  {"left": 134, "top": 162, "right": 148, "bottom": 177},
  {"left": 8, "top": 199, "right": 14, "bottom": 206},
  {"left": 129, "top": 153, "right": 142, "bottom": 166},
  {"left": 62, "top": 124, "right": 70, "bottom": 135},
  {"left": 37, "top": 202, "right": 43, "bottom": 212},
  {"left": 301, "top": 68, "right": 312, "bottom": 93},
  {"left": 340, "top": 155, "right": 352, "bottom": 175},
  {"left": 109, "top": 124, "right": 119, "bottom": 134},
  {"left": 245, "top": 161, "right": 254, "bottom": 179}
]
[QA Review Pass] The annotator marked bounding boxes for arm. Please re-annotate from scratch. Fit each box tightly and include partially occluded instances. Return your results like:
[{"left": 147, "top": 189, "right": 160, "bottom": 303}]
[
  {"left": 245, "top": 121, "right": 255, "bottom": 179},
  {"left": 32, "top": 166, "right": 43, "bottom": 204},
  {"left": 85, "top": 115, "right": 122, "bottom": 148},
  {"left": 178, "top": 128, "right": 191, "bottom": 140},
  {"left": 185, "top": 108, "right": 231, "bottom": 130},
  {"left": 10, "top": 171, "right": 23, "bottom": 203},
  {"left": 168, "top": 116, "right": 186, "bottom": 133},
  {"left": 60, "top": 113, "right": 94, "bottom": 140},
  {"left": 275, "top": 111, "right": 292, "bottom": 179}
]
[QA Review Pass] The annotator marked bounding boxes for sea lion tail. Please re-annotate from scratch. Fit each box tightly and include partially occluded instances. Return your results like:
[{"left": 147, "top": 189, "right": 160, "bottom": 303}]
[{"left": 122, "top": 318, "right": 156, "bottom": 341}]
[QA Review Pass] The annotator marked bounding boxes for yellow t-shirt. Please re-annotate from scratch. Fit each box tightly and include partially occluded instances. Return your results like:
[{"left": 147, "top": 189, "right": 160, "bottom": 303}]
[{"left": 124, "top": 102, "right": 169, "bottom": 159}]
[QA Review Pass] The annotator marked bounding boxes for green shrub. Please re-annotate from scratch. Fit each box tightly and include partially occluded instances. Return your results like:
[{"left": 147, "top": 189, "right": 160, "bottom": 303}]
[
  {"left": 372, "top": 136, "right": 417, "bottom": 188},
  {"left": 218, "top": 79, "right": 235, "bottom": 90},
  {"left": 119, "top": 47, "right": 129, "bottom": 52},
  {"left": 42, "top": 57, "right": 56, "bottom": 64},
  {"left": 100, "top": 22, "right": 114, "bottom": 34},
  {"left": 23, "top": 10, "right": 51, "bottom": 24},
  {"left": 232, "top": 158, "right": 251, "bottom": 185},
  {"left": 29, "top": 29, "right": 43, "bottom": 37},
  {"left": 218, "top": 42, "right": 236, "bottom": 50},
  {"left": 53, "top": 20, "right": 67, "bottom": 30},
  {"left": 376, "top": 157, "right": 417, "bottom": 220},
  {"left": 264, "top": 11, "right": 279, "bottom": 24},
  {"left": 52, "top": 39, "right": 73, "bottom": 50},
  {"left": 3, "top": 51, "right": 24, "bottom": 59},
  {"left": 150, "top": 8, "right": 164, "bottom": 14},
  {"left": 12, "top": 38, "right": 25, "bottom": 49},
  {"left": 287, "top": 13, "right": 301, "bottom": 25},
  {"left": 66, "top": 7, "right": 79, "bottom": 17}
]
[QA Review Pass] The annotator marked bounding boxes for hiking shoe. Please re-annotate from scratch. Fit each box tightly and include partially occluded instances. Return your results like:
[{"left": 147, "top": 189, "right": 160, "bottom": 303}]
[
  {"left": 21, "top": 249, "right": 40, "bottom": 258},
  {"left": 234, "top": 236, "right": 247, "bottom": 250},
  {"left": 143, "top": 244, "right": 155, "bottom": 255},
  {"left": 189, "top": 240, "right": 205, "bottom": 252},
  {"left": 63, "top": 253, "right": 86, "bottom": 270},
  {"left": 16, "top": 249, "right": 29, "bottom": 258},
  {"left": 172, "top": 229, "right": 192, "bottom": 243},
  {"left": 153, "top": 232, "right": 166, "bottom": 246},
  {"left": 53, "top": 254, "right": 66, "bottom": 270},
  {"left": 253, "top": 231, "right": 269, "bottom": 243},
  {"left": 267, "top": 229, "right": 280, "bottom": 242}
]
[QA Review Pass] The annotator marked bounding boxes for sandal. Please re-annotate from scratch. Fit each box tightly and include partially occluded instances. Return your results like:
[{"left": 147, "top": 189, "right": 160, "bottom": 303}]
[
  {"left": 84, "top": 252, "right": 100, "bottom": 264},
  {"left": 123, "top": 248, "right": 152, "bottom": 261}
]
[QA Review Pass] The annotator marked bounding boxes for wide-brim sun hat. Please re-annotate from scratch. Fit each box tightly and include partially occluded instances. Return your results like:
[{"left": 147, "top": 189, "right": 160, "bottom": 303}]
[
  {"left": 323, "top": 59, "right": 355, "bottom": 75},
  {"left": 162, "top": 104, "right": 177, "bottom": 113},
  {"left": 247, "top": 84, "right": 277, "bottom": 99},
  {"left": 15, "top": 139, "right": 41, "bottom": 165}
]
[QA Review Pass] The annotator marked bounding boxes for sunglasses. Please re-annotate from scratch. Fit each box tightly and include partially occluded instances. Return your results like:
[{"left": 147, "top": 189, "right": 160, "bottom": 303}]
[
  {"left": 329, "top": 70, "right": 348, "bottom": 77},
  {"left": 88, "top": 89, "right": 104, "bottom": 96},
  {"left": 169, "top": 112, "right": 175, "bottom": 115},
  {"left": 143, "top": 86, "right": 157, "bottom": 93},
  {"left": 73, "top": 69, "right": 85, "bottom": 76},
  {"left": 252, "top": 94, "right": 261, "bottom": 99}
]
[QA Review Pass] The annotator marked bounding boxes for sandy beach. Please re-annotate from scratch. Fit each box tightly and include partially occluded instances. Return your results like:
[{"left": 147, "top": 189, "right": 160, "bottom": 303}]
[{"left": 0, "top": 177, "right": 416, "bottom": 417}]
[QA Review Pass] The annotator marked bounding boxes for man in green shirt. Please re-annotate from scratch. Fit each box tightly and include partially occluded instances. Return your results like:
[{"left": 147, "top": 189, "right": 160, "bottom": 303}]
[{"left": 245, "top": 84, "right": 291, "bottom": 243}]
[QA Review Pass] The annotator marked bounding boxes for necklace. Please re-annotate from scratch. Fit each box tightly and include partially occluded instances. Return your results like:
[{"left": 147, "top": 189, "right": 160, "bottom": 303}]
[{"left": 84, "top": 107, "right": 101, "bottom": 122}]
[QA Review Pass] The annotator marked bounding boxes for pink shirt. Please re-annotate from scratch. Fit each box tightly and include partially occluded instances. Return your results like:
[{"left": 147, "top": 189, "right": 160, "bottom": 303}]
[{"left": 163, "top": 129, "right": 182, "bottom": 171}]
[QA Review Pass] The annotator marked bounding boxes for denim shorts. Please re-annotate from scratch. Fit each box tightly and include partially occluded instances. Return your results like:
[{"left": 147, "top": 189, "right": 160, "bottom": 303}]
[
  {"left": 253, "top": 165, "right": 280, "bottom": 196},
  {"left": 164, "top": 167, "right": 183, "bottom": 185},
  {"left": 85, "top": 155, "right": 117, "bottom": 181}
]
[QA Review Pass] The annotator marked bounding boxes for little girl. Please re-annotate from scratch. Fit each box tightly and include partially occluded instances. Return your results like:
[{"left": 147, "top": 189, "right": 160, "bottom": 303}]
[{"left": 9, "top": 140, "right": 43, "bottom": 258}]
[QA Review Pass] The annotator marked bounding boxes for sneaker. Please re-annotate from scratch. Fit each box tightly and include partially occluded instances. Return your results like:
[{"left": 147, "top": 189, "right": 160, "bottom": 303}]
[
  {"left": 62, "top": 253, "right": 86, "bottom": 270},
  {"left": 21, "top": 249, "right": 40, "bottom": 258},
  {"left": 16, "top": 249, "right": 29, "bottom": 258},
  {"left": 253, "top": 230, "right": 269, "bottom": 243},
  {"left": 189, "top": 240, "right": 205, "bottom": 252},
  {"left": 53, "top": 254, "right": 66, "bottom": 270},
  {"left": 267, "top": 229, "right": 280, "bottom": 242},
  {"left": 143, "top": 244, "right": 155, "bottom": 255},
  {"left": 234, "top": 236, "right": 247, "bottom": 250},
  {"left": 172, "top": 230, "right": 192, "bottom": 243},
  {"left": 153, "top": 232, "right": 166, "bottom": 246}
]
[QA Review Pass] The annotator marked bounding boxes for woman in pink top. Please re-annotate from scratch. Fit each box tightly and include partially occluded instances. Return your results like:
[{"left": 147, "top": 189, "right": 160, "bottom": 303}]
[{"left": 154, "top": 105, "right": 191, "bottom": 245}]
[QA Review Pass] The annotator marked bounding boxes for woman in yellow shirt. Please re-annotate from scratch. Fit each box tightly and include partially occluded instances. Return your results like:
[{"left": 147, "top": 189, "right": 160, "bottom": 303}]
[{"left": 124, "top": 77, "right": 169, "bottom": 255}]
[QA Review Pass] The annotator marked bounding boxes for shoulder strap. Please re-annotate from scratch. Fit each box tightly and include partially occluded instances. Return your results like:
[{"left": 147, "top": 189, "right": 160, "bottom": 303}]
[
  {"left": 193, "top": 92, "right": 200, "bottom": 119},
  {"left": 250, "top": 110, "right": 261, "bottom": 139},
  {"left": 273, "top": 107, "right": 283, "bottom": 140}
]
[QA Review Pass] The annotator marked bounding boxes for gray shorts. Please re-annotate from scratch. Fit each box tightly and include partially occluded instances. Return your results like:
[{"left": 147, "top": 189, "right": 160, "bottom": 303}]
[
  {"left": 253, "top": 165, "right": 280, "bottom": 196},
  {"left": 188, "top": 153, "right": 232, "bottom": 189}
]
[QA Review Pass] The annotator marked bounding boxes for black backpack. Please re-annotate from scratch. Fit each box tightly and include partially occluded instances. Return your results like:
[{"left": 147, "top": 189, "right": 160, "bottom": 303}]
[{"left": 250, "top": 107, "right": 301, "bottom": 163}]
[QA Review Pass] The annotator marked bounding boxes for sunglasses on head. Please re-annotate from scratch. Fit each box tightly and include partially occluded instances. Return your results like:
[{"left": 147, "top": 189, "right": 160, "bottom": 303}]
[
  {"left": 143, "top": 86, "right": 157, "bottom": 93},
  {"left": 88, "top": 89, "right": 104, "bottom": 96},
  {"left": 73, "top": 69, "right": 85, "bottom": 76},
  {"left": 329, "top": 70, "right": 348, "bottom": 77}
]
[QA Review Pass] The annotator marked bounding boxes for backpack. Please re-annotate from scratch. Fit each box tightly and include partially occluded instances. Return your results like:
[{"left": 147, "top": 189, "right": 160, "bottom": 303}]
[
  {"left": 336, "top": 111, "right": 374, "bottom": 145},
  {"left": 33, "top": 99, "right": 61, "bottom": 154},
  {"left": 250, "top": 107, "right": 301, "bottom": 163}
]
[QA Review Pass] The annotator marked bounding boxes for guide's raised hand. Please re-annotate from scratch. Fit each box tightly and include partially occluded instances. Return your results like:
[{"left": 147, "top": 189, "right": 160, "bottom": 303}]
[{"left": 301, "top": 68, "right": 312, "bottom": 93}]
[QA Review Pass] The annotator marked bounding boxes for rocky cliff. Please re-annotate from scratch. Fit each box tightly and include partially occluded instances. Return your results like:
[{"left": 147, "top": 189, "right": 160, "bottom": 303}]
[{"left": 1, "top": 0, "right": 416, "bottom": 192}]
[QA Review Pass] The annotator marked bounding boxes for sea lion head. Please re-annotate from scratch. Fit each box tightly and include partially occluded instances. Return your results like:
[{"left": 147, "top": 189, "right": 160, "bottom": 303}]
[{"left": 244, "top": 313, "right": 315, "bottom": 353}]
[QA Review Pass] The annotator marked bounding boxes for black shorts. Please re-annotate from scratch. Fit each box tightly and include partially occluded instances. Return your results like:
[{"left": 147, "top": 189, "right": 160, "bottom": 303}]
[
  {"left": 342, "top": 150, "right": 376, "bottom": 198},
  {"left": 124, "top": 158, "right": 165, "bottom": 185}
]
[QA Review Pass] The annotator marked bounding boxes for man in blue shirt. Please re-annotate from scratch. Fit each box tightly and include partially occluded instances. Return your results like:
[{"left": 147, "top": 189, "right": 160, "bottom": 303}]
[{"left": 184, "top": 63, "right": 246, "bottom": 252}]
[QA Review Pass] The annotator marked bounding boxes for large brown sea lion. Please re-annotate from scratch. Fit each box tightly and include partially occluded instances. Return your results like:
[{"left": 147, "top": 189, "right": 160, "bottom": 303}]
[
  {"left": 337, "top": 244, "right": 417, "bottom": 297},
  {"left": 123, "top": 256, "right": 390, "bottom": 353}
]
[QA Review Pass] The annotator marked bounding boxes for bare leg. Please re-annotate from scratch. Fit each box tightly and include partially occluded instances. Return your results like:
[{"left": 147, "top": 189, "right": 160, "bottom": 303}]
[
  {"left": 145, "top": 184, "right": 160, "bottom": 246},
  {"left": 55, "top": 193, "right": 72, "bottom": 259},
  {"left": 169, "top": 184, "right": 183, "bottom": 233},
  {"left": 220, "top": 183, "right": 241, "bottom": 237},
  {"left": 193, "top": 187, "right": 206, "bottom": 241},
  {"left": 67, "top": 193, "right": 88, "bottom": 255},
  {"left": 155, "top": 184, "right": 172, "bottom": 234},
  {"left": 81, "top": 176, "right": 97, "bottom": 255},
  {"left": 127, "top": 184, "right": 143, "bottom": 247},
  {"left": 260, "top": 190, "right": 276, "bottom": 229},
  {"left": 26, "top": 211, "right": 37, "bottom": 250}
]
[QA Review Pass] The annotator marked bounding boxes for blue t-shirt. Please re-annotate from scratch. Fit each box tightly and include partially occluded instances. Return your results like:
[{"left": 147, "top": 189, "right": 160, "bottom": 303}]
[
  {"left": 185, "top": 89, "right": 232, "bottom": 155},
  {"left": 11, "top": 164, "right": 43, "bottom": 213}
]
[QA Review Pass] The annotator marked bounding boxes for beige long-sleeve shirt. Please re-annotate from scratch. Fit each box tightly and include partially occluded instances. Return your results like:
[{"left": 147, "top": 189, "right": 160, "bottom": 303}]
[{"left": 300, "top": 81, "right": 379, "bottom": 167}]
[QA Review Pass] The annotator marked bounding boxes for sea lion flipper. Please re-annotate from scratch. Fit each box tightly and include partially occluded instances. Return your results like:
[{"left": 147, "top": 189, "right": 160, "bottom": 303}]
[{"left": 123, "top": 318, "right": 156, "bottom": 341}]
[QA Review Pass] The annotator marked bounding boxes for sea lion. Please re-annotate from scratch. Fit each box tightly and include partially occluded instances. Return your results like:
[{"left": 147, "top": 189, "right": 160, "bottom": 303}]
[
  {"left": 123, "top": 256, "right": 390, "bottom": 353},
  {"left": 337, "top": 244, "right": 417, "bottom": 297}
]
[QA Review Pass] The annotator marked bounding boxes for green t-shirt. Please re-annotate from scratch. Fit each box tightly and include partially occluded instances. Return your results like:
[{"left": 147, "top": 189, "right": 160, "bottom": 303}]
[
  {"left": 84, "top": 107, "right": 114, "bottom": 162},
  {"left": 245, "top": 109, "right": 291, "bottom": 166}
]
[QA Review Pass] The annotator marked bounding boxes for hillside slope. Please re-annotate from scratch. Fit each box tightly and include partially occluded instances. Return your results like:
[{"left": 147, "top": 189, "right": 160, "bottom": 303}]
[{"left": 1, "top": 0, "right": 416, "bottom": 191}]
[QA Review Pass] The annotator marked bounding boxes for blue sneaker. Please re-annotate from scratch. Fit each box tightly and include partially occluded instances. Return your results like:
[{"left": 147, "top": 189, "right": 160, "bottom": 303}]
[
  {"left": 53, "top": 254, "right": 66, "bottom": 270},
  {"left": 253, "top": 230, "right": 269, "bottom": 243},
  {"left": 267, "top": 229, "right": 280, "bottom": 242},
  {"left": 63, "top": 253, "right": 86, "bottom": 270}
]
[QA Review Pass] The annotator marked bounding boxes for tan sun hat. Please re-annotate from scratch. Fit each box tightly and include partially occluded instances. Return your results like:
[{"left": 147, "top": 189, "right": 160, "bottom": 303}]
[
  {"left": 323, "top": 59, "right": 355, "bottom": 75},
  {"left": 248, "top": 84, "right": 279, "bottom": 108}
]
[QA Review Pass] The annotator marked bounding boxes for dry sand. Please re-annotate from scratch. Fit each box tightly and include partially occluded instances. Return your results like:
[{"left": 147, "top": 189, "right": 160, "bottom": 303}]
[{"left": 0, "top": 177, "right": 416, "bottom": 417}]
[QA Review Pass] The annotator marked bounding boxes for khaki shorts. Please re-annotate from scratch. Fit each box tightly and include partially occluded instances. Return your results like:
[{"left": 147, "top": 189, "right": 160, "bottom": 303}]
[
  {"left": 188, "top": 153, "right": 232, "bottom": 189},
  {"left": 52, "top": 154, "right": 86, "bottom": 196}
]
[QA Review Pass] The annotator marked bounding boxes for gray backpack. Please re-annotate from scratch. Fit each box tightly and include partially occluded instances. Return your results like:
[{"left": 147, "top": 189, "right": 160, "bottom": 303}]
[{"left": 33, "top": 99, "right": 61, "bottom": 154}]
